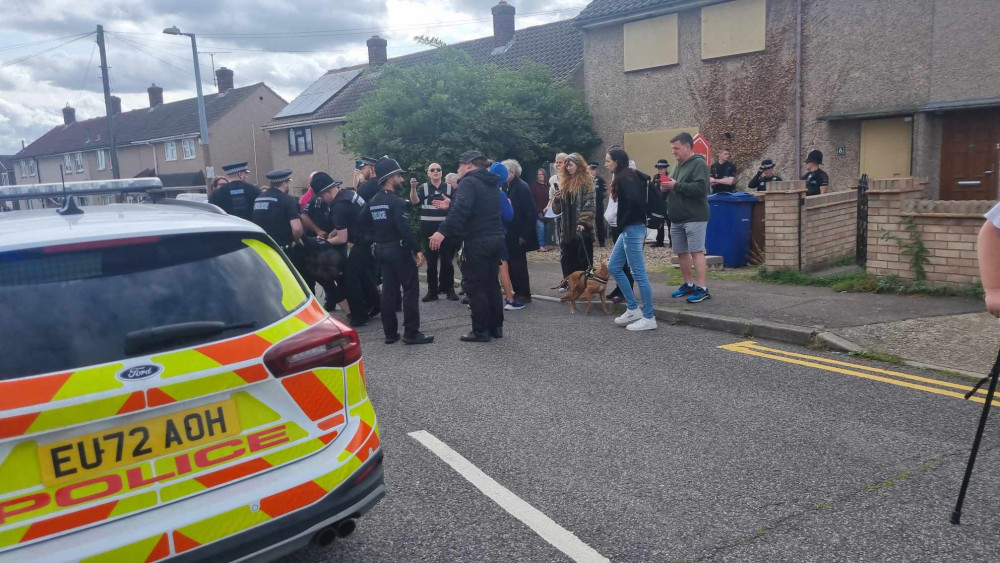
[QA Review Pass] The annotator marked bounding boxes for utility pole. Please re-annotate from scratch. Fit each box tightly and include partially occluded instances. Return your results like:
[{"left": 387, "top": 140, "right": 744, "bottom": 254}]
[{"left": 96, "top": 25, "right": 120, "bottom": 179}]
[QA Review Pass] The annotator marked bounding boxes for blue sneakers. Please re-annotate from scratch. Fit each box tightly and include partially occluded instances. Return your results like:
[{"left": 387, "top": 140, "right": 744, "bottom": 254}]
[
  {"left": 504, "top": 300, "right": 525, "bottom": 310},
  {"left": 686, "top": 287, "right": 711, "bottom": 303},
  {"left": 671, "top": 283, "right": 696, "bottom": 298}
]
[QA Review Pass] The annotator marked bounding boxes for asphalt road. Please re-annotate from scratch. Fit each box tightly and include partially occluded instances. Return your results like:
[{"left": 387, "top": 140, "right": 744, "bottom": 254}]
[{"left": 284, "top": 294, "right": 1000, "bottom": 562}]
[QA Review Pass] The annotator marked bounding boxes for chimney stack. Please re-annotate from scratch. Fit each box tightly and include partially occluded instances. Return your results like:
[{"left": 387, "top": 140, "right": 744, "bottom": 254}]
[
  {"left": 62, "top": 105, "right": 76, "bottom": 125},
  {"left": 366, "top": 35, "right": 387, "bottom": 66},
  {"left": 216, "top": 67, "right": 234, "bottom": 93},
  {"left": 148, "top": 83, "right": 164, "bottom": 107},
  {"left": 492, "top": 1, "right": 516, "bottom": 48},
  {"left": 110, "top": 96, "right": 122, "bottom": 115}
]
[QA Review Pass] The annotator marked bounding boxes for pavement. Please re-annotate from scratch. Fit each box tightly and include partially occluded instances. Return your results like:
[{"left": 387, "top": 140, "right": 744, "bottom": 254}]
[
  {"left": 287, "top": 296, "right": 1000, "bottom": 562},
  {"left": 523, "top": 260, "right": 994, "bottom": 376}
]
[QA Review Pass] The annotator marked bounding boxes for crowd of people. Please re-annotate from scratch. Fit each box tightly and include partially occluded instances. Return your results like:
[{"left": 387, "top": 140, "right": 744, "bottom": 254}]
[{"left": 206, "top": 133, "right": 835, "bottom": 341}]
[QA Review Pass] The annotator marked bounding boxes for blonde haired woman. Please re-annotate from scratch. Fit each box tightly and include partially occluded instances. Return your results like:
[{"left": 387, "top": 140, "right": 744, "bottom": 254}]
[{"left": 552, "top": 153, "right": 595, "bottom": 280}]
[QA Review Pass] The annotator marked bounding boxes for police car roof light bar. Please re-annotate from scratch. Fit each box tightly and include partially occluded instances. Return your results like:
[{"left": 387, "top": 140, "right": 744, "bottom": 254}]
[{"left": 0, "top": 177, "right": 165, "bottom": 202}]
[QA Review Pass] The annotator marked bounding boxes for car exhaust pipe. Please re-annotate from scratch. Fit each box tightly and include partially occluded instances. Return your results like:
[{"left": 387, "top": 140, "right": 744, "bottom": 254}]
[
  {"left": 336, "top": 518, "right": 357, "bottom": 538},
  {"left": 312, "top": 526, "right": 338, "bottom": 547}
]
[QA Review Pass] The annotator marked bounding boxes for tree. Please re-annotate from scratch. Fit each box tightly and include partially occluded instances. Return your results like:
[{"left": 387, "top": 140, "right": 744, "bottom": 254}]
[{"left": 343, "top": 49, "right": 600, "bottom": 178}]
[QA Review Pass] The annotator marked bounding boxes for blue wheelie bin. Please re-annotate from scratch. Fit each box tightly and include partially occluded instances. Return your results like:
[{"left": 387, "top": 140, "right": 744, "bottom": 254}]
[{"left": 705, "top": 191, "right": 756, "bottom": 267}]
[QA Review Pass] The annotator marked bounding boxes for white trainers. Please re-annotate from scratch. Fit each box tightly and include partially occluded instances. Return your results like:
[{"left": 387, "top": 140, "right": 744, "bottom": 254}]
[
  {"left": 626, "top": 317, "right": 658, "bottom": 331},
  {"left": 614, "top": 308, "right": 643, "bottom": 326}
]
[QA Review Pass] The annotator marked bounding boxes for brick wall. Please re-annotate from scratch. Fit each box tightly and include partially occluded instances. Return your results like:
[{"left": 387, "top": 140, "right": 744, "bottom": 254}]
[
  {"left": 867, "top": 179, "right": 993, "bottom": 286},
  {"left": 763, "top": 181, "right": 805, "bottom": 271},
  {"left": 802, "top": 190, "right": 858, "bottom": 270},
  {"left": 764, "top": 181, "right": 859, "bottom": 271}
]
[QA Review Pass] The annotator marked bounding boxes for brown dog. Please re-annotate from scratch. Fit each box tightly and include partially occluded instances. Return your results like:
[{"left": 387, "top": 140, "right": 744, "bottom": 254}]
[{"left": 552, "top": 260, "right": 611, "bottom": 314}]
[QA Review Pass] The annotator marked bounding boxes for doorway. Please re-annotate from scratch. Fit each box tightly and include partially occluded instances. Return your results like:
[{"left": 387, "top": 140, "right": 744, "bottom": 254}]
[{"left": 940, "top": 109, "right": 1000, "bottom": 201}]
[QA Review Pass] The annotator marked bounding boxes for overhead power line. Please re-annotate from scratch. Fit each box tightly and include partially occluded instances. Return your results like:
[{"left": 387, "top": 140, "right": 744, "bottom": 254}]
[
  {"left": 112, "top": 33, "right": 213, "bottom": 88},
  {"left": 0, "top": 32, "right": 92, "bottom": 53},
  {"left": 0, "top": 33, "right": 93, "bottom": 70},
  {"left": 74, "top": 39, "right": 98, "bottom": 108},
  {"left": 109, "top": 6, "right": 583, "bottom": 40}
]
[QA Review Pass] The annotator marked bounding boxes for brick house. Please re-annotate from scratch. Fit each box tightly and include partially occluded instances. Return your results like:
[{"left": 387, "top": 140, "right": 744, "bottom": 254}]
[
  {"left": 575, "top": 0, "right": 1000, "bottom": 200},
  {"left": 263, "top": 1, "right": 583, "bottom": 192},
  {"left": 13, "top": 69, "right": 285, "bottom": 189}
]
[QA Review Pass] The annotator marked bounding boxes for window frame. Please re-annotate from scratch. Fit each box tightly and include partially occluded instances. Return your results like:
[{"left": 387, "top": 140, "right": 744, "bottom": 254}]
[
  {"left": 287, "top": 127, "right": 313, "bottom": 155},
  {"left": 75, "top": 152, "right": 85, "bottom": 172},
  {"left": 181, "top": 138, "right": 196, "bottom": 160},
  {"left": 28, "top": 160, "right": 36, "bottom": 177},
  {"left": 165, "top": 140, "right": 178, "bottom": 161},
  {"left": 97, "top": 149, "right": 106, "bottom": 171},
  {"left": 64, "top": 154, "right": 74, "bottom": 174}
]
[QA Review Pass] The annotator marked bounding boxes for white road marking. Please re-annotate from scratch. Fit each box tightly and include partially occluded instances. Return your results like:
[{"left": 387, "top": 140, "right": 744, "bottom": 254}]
[{"left": 409, "top": 430, "right": 609, "bottom": 563}]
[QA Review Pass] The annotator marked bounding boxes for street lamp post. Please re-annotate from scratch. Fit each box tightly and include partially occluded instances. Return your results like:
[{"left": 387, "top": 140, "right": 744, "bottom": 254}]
[{"left": 163, "top": 26, "right": 212, "bottom": 188}]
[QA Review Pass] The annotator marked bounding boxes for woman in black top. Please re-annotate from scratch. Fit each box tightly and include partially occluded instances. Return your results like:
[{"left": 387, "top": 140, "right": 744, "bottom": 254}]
[{"left": 606, "top": 148, "right": 656, "bottom": 331}]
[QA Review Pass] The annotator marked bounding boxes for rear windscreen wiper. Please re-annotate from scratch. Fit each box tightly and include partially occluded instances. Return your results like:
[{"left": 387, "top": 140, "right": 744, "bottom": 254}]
[{"left": 124, "top": 320, "right": 256, "bottom": 356}]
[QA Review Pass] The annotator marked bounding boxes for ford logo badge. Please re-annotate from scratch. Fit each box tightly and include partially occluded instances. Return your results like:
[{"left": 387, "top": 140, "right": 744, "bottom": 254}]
[{"left": 117, "top": 364, "right": 162, "bottom": 382}]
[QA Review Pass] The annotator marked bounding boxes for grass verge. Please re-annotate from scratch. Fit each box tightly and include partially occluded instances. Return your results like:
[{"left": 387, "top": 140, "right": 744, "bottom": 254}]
[
  {"left": 755, "top": 267, "right": 983, "bottom": 298},
  {"left": 849, "top": 349, "right": 904, "bottom": 365}
]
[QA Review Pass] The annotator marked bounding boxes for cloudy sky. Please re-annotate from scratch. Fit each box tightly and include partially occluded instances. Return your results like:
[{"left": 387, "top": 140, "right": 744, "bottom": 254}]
[{"left": 0, "top": 0, "right": 583, "bottom": 156}]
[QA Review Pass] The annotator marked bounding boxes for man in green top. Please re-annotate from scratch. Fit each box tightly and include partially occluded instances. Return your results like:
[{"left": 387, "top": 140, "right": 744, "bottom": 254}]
[{"left": 661, "top": 132, "right": 712, "bottom": 303}]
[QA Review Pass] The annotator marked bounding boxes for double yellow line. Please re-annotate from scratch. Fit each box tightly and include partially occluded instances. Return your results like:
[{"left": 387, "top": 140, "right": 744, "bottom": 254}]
[{"left": 720, "top": 341, "right": 991, "bottom": 405}]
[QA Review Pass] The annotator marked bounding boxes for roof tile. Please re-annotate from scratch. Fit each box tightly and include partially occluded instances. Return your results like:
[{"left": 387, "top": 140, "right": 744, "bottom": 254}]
[{"left": 16, "top": 84, "right": 264, "bottom": 160}]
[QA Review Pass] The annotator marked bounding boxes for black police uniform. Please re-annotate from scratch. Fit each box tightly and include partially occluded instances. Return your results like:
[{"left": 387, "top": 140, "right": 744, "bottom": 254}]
[
  {"left": 352, "top": 177, "right": 381, "bottom": 316},
  {"left": 209, "top": 179, "right": 261, "bottom": 221},
  {"left": 437, "top": 163, "right": 505, "bottom": 341},
  {"left": 357, "top": 177, "right": 381, "bottom": 205},
  {"left": 415, "top": 180, "right": 456, "bottom": 299},
  {"left": 357, "top": 175, "right": 426, "bottom": 342},
  {"left": 252, "top": 187, "right": 300, "bottom": 248},
  {"left": 301, "top": 192, "right": 348, "bottom": 309},
  {"left": 710, "top": 160, "right": 737, "bottom": 194},
  {"left": 803, "top": 169, "right": 829, "bottom": 196},
  {"left": 331, "top": 188, "right": 378, "bottom": 323},
  {"left": 748, "top": 171, "right": 784, "bottom": 191}
]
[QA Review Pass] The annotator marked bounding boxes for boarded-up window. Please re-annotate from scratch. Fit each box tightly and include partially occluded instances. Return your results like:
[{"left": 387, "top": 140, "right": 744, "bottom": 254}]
[
  {"left": 860, "top": 117, "right": 913, "bottom": 179},
  {"left": 702, "top": 0, "right": 766, "bottom": 60},
  {"left": 624, "top": 14, "right": 678, "bottom": 72},
  {"left": 624, "top": 127, "right": 700, "bottom": 176}
]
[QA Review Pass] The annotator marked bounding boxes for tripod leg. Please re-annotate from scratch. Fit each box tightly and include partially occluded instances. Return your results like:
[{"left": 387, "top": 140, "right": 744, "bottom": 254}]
[{"left": 952, "top": 348, "right": 1000, "bottom": 525}]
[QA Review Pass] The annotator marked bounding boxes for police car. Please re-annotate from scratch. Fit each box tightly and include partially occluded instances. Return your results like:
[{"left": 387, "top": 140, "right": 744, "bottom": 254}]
[{"left": 0, "top": 180, "right": 384, "bottom": 562}]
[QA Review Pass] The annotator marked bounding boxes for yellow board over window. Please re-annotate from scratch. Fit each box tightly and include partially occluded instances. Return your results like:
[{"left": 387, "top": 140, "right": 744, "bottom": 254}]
[
  {"left": 624, "top": 13, "right": 678, "bottom": 72},
  {"left": 860, "top": 117, "right": 913, "bottom": 179},
  {"left": 702, "top": 0, "right": 767, "bottom": 60}
]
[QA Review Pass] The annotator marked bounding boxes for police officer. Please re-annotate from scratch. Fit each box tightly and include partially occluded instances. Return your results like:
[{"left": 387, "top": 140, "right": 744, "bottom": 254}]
[
  {"left": 253, "top": 169, "right": 303, "bottom": 253},
  {"left": 357, "top": 157, "right": 433, "bottom": 345},
  {"left": 355, "top": 156, "right": 380, "bottom": 202},
  {"left": 748, "top": 159, "right": 783, "bottom": 192},
  {"left": 210, "top": 161, "right": 261, "bottom": 220},
  {"left": 803, "top": 150, "right": 829, "bottom": 196},
  {"left": 304, "top": 172, "right": 354, "bottom": 317},
  {"left": 429, "top": 150, "right": 505, "bottom": 342},
  {"left": 322, "top": 172, "right": 375, "bottom": 327}
]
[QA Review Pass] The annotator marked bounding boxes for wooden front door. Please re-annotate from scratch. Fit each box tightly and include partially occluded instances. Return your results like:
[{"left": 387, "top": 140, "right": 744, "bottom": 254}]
[{"left": 940, "top": 109, "right": 1000, "bottom": 200}]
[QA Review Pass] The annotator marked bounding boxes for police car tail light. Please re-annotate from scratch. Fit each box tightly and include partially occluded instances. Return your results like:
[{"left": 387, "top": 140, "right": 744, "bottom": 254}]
[{"left": 263, "top": 318, "right": 361, "bottom": 377}]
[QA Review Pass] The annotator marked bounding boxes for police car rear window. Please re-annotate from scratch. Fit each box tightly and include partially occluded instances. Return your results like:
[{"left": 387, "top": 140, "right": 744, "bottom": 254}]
[{"left": 0, "top": 233, "right": 305, "bottom": 380}]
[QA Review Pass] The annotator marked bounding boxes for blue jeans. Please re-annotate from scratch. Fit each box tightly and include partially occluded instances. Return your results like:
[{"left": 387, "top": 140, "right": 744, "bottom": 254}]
[
  {"left": 608, "top": 223, "right": 654, "bottom": 319},
  {"left": 536, "top": 218, "right": 548, "bottom": 247}
]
